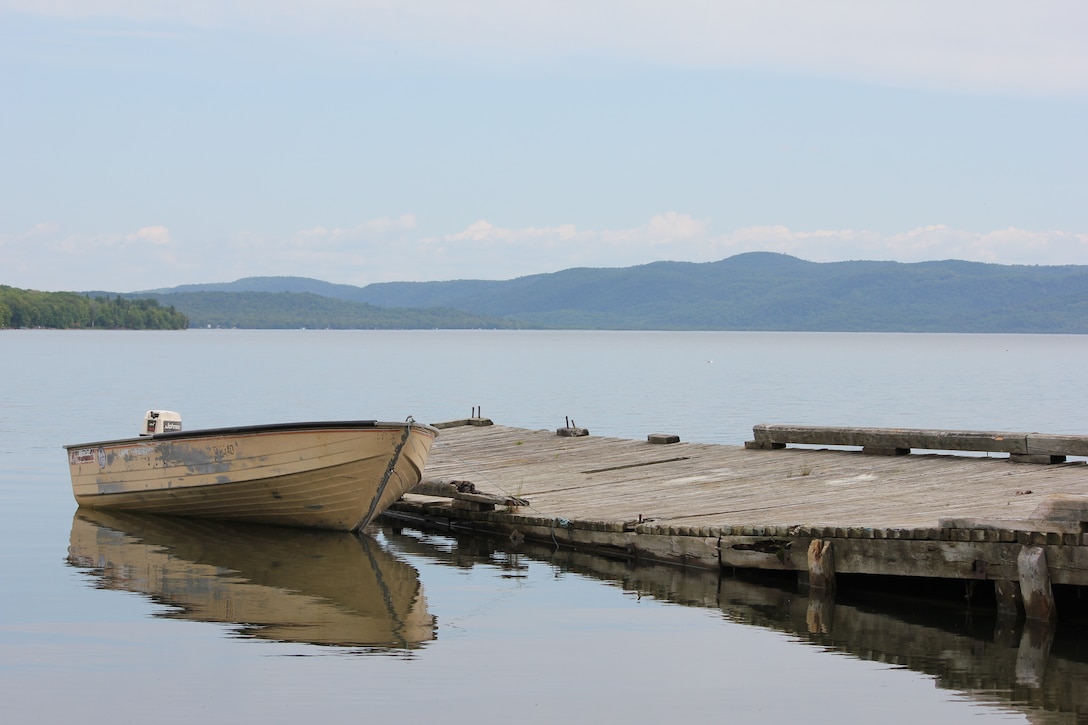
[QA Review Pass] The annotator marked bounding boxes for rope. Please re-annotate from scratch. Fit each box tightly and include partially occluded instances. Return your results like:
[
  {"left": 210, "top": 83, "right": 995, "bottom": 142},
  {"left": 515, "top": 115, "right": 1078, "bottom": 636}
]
[{"left": 353, "top": 417, "right": 415, "bottom": 532}]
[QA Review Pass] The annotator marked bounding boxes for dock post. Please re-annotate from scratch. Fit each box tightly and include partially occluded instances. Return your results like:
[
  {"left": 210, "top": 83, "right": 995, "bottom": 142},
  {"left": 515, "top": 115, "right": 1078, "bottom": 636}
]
[
  {"left": 1017, "top": 546, "right": 1056, "bottom": 623},
  {"left": 804, "top": 539, "right": 836, "bottom": 633},
  {"left": 807, "top": 539, "right": 836, "bottom": 593}
]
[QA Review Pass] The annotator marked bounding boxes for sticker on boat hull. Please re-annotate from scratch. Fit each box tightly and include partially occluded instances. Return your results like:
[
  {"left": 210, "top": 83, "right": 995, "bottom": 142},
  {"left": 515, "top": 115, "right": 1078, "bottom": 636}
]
[
  {"left": 69, "top": 448, "right": 96, "bottom": 465},
  {"left": 68, "top": 447, "right": 107, "bottom": 468}
]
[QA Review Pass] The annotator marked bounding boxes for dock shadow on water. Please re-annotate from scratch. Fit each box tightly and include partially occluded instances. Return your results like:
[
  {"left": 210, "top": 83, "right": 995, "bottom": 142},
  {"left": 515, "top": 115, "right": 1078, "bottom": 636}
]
[
  {"left": 66, "top": 509, "right": 436, "bottom": 651},
  {"left": 386, "top": 524, "right": 1088, "bottom": 723}
]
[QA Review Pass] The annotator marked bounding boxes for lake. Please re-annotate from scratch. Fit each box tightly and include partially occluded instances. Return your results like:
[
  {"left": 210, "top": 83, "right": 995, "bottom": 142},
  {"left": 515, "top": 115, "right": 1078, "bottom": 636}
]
[{"left": 3, "top": 329, "right": 1088, "bottom": 723}]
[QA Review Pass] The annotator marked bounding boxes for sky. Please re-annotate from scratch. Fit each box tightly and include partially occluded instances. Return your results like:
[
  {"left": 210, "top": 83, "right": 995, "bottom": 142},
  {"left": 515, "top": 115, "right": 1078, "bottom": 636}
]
[{"left": 2, "top": 1, "right": 1086, "bottom": 292}]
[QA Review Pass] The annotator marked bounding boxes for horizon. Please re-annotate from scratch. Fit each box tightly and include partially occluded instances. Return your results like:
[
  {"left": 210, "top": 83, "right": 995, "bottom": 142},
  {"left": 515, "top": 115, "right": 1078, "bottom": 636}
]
[
  {"left": 39, "top": 251, "right": 1088, "bottom": 295},
  {"left": 2, "top": 2, "right": 1086, "bottom": 291}
]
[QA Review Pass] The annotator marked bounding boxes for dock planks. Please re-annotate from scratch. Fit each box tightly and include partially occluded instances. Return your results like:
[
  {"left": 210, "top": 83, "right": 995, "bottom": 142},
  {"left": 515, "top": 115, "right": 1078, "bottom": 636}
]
[
  {"left": 407, "top": 423, "right": 1085, "bottom": 529},
  {"left": 388, "top": 422, "right": 1088, "bottom": 615}
]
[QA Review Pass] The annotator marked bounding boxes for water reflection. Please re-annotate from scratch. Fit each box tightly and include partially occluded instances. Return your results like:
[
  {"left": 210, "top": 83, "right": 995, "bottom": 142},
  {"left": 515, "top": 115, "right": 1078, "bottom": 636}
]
[
  {"left": 383, "top": 525, "right": 1088, "bottom": 723},
  {"left": 64, "top": 510, "right": 1088, "bottom": 720},
  {"left": 66, "top": 509, "right": 435, "bottom": 651}
]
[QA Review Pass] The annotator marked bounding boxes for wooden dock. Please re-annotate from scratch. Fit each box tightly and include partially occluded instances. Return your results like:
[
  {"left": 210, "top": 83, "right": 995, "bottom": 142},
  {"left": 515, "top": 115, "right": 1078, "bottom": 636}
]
[{"left": 387, "top": 420, "right": 1088, "bottom": 621}]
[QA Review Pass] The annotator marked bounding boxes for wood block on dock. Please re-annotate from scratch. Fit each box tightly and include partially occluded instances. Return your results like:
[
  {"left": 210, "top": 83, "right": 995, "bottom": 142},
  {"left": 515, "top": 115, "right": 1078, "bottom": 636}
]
[
  {"left": 557, "top": 427, "right": 589, "bottom": 437},
  {"left": 647, "top": 433, "right": 680, "bottom": 444},
  {"left": 432, "top": 417, "right": 494, "bottom": 429},
  {"left": 1010, "top": 453, "right": 1066, "bottom": 464},
  {"left": 1030, "top": 495, "right": 1088, "bottom": 526}
]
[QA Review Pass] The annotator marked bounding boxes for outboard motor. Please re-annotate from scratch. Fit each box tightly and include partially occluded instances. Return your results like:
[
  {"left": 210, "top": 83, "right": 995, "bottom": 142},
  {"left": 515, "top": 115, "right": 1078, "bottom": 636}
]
[{"left": 142, "top": 410, "right": 182, "bottom": 436}]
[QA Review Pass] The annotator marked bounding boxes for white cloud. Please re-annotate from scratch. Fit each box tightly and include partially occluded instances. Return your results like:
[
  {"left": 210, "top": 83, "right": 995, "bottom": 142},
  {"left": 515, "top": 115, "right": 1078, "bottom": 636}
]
[
  {"left": 0, "top": 223, "right": 180, "bottom": 290},
  {"left": 295, "top": 215, "right": 417, "bottom": 246},
  {"left": 130, "top": 225, "right": 172, "bottom": 246},
  {"left": 12, "top": 224, "right": 174, "bottom": 253},
  {"left": 967, "top": 227, "right": 1088, "bottom": 265},
  {"left": 207, "top": 215, "right": 421, "bottom": 284},
  {"left": 4, "top": 0, "right": 1086, "bottom": 95},
  {"left": 410, "top": 217, "right": 1088, "bottom": 281},
  {"left": 599, "top": 212, "right": 709, "bottom": 248},
  {"left": 712, "top": 224, "right": 1088, "bottom": 266},
  {"left": 4, "top": 216, "right": 1087, "bottom": 292},
  {"left": 22, "top": 222, "right": 61, "bottom": 238}
]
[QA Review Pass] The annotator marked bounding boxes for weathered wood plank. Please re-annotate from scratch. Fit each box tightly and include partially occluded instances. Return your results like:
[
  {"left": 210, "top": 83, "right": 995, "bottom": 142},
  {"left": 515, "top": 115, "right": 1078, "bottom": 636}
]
[
  {"left": 1027, "top": 433, "right": 1088, "bottom": 457},
  {"left": 419, "top": 424, "right": 1083, "bottom": 524},
  {"left": 937, "top": 517, "right": 1082, "bottom": 535},
  {"left": 394, "top": 423, "right": 1088, "bottom": 589},
  {"left": 751, "top": 423, "right": 1034, "bottom": 454}
]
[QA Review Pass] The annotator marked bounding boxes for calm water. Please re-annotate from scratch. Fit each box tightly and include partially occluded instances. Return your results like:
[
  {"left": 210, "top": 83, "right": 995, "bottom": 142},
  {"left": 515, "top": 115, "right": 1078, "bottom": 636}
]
[{"left": 4, "top": 329, "right": 1088, "bottom": 723}]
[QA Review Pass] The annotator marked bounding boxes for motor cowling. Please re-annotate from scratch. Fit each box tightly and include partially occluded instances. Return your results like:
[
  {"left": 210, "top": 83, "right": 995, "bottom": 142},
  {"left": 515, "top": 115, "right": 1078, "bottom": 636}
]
[{"left": 142, "top": 410, "right": 182, "bottom": 436}]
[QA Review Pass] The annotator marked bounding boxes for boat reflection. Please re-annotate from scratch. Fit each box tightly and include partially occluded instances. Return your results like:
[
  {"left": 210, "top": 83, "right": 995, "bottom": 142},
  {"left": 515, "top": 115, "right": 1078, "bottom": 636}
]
[
  {"left": 383, "top": 524, "right": 1088, "bottom": 723},
  {"left": 67, "top": 509, "right": 435, "bottom": 650}
]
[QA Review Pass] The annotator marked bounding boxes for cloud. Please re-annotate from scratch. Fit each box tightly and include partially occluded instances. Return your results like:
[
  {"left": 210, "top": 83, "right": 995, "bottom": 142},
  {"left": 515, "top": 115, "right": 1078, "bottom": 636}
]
[
  {"left": 712, "top": 224, "right": 1088, "bottom": 266},
  {"left": 416, "top": 214, "right": 709, "bottom": 278},
  {"left": 4, "top": 216, "right": 1087, "bottom": 292},
  {"left": 28, "top": 222, "right": 61, "bottom": 236},
  {"left": 295, "top": 215, "right": 417, "bottom": 246},
  {"left": 0, "top": 223, "right": 180, "bottom": 290},
  {"left": 194, "top": 215, "right": 419, "bottom": 284},
  {"left": 12, "top": 224, "right": 174, "bottom": 253},
  {"left": 600, "top": 212, "right": 709, "bottom": 247},
  {"left": 436, "top": 220, "right": 579, "bottom": 247},
  {"left": 130, "top": 225, "right": 172, "bottom": 245},
  {"left": 4, "top": 0, "right": 1086, "bottom": 95},
  {"left": 411, "top": 217, "right": 1088, "bottom": 281}
]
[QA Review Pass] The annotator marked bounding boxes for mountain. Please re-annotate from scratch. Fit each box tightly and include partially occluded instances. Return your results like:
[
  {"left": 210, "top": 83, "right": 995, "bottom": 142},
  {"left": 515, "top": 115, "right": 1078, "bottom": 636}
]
[
  {"left": 143, "top": 277, "right": 370, "bottom": 300},
  {"left": 135, "top": 253, "right": 1088, "bottom": 332},
  {"left": 132, "top": 291, "right": 523, "bottom": 330}
]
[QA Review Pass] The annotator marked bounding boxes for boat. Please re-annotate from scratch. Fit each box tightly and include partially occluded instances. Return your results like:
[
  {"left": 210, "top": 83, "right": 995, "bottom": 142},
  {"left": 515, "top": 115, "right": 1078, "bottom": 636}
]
[
  {"left": 64, "top": 410, "right": 438, "bottom": 531},
  {"left": 67, "top": 509, "right": 436, "bottom": 649}
]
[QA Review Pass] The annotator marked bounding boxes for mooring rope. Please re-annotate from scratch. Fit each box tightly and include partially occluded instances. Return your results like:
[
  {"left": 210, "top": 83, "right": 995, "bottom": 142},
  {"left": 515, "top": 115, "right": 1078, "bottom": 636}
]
[{"left": 354, "top": 417, "right": 415, "bottom": 532}]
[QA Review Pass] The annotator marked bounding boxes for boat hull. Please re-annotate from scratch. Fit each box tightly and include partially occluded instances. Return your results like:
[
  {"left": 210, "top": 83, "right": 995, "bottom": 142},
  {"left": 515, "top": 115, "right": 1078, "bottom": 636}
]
[{"left": 65, "top": 421, "right": 438, "bottom": 530}]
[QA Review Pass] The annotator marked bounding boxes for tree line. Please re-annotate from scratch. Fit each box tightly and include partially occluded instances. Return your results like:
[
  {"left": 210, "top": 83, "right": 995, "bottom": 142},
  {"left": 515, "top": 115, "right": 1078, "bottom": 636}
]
[
  {"left": 0, "top": 286, "right": 188, "bottom": 329},
  {"left": 146, "top": 291, "right": 523, "bottom": 329}
]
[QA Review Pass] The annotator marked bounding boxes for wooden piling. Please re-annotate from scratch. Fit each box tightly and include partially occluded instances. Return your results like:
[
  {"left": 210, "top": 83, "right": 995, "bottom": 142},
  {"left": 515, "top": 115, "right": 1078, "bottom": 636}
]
[
  {"left": 807, "top": 539, "right": 836, "bottom": 593},
  {"left": 1018, "top": 546, "right": 1056, "bottom": 622}
]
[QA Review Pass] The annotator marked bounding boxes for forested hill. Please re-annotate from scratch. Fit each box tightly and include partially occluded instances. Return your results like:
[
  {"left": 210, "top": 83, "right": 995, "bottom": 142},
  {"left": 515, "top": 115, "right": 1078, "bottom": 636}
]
[
  {"left": 0, "top": 286, "right": 188, "bottom": 329},
  {"left": 132, "top": 291, "right": 523, "bottom": 330},
  {"left": 139, "top": 253, "right": 1088, "bottom": 333}
]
